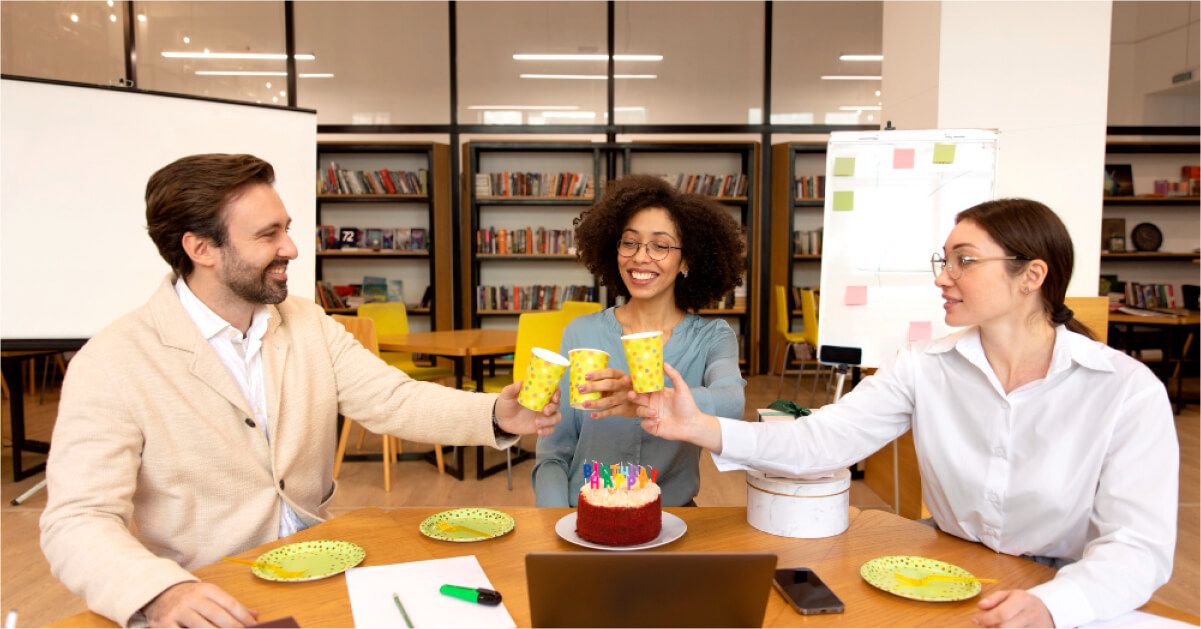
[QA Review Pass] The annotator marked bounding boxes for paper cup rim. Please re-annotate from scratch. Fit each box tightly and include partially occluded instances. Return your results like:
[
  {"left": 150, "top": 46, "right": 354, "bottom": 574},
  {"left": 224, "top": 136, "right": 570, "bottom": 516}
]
[
  {"left": 531, "top": 347, "right": 569, "bottom": 366},
  {"left": 569, "top": 348, "right": 610, "bottom": 357},
  {"left": 620, "top": 331, "right": 663, "bottom": 341}
]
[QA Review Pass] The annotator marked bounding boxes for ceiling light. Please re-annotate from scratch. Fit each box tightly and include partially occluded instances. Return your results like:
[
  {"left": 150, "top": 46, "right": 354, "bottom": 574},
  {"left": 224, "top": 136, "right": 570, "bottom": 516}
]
[
  {"left": 195, "top": 71, "right": 334, "bottom": 78},
  {"left": 520, "top": 74, "right": 656, "bottom": 80},
  {"left": 513, "top": 53, "right": 662, "bottom": 62},
  {"left": 279, "top": 90, "right": 286, "bottom": 97},
  {"left": 183, "top": 36, "right": 191, "bottom": 44},
  {"left": 265, "top": 82, "right": 272, "bottom": 88},
  {"left": 106, "top": 0, "right": 113, "bottom": 6},
  {"left": 162, "top": 51, "right": 315, "bottom": 60},
  {"left": 839, "top": 105, "right": 882, "bottom": 111},
  {"left": 614, "top": 106, "right": 646, "bottom": 112},
  {"left": 137, "top": 14, "right": 146, "bottom": 22},
  {"left": 821, "top": 75, "right": 882, "bottom": 81},
  {"left": 540, "top": 111, "right": 597, "bottom": 119},
  {"left": 69, "top": 13, "right": 79, "bottom": 22},
  {"left": 467, "top": 105, "right": 580, "bottom": 110},
  {"left": 109, "top": 14, "right": 117, "bottom": 23},
  {"left": 272, "top": 96, "right": 278, "bottom": 103},
  {"left": 874, "top": 90, "right": 881, "bottom": 97},
  {"left": 839, "top": 54, "right": 883, "bottom": 62}
]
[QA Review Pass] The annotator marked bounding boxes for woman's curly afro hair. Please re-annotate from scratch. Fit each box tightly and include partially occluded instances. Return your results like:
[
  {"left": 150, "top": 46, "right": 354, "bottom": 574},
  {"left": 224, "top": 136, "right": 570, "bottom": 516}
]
[{"left": 573, "top": 174, "right": 744, "bottom": 311}]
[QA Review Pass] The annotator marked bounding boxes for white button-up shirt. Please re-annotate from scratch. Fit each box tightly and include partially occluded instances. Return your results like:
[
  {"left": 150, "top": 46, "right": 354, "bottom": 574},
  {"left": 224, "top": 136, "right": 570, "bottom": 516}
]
[
  {"left": 715, "top": 326, "right": 1177, "bottom": 628},
  {"left": 175, "top": 278, "right": 306, "bottom": 538}
]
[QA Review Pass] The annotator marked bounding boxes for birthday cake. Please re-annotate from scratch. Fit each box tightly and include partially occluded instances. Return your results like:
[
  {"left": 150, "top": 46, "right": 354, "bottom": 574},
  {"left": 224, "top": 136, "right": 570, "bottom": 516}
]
[{"left": 576, "top": 462, "right": 662, "bottom": 546}]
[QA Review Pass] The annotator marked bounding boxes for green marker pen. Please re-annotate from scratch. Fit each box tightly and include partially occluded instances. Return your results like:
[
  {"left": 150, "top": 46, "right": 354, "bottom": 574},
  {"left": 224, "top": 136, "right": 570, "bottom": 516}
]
[{"left": 439, "top": 584, "right": 503, "bottom": 606}]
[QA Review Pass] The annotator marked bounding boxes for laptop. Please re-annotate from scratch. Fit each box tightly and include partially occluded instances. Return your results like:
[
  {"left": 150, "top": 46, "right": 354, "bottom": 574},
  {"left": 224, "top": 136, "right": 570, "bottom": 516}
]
[{"left": 526, "top": 552, "right": 778, "bottom": 628}]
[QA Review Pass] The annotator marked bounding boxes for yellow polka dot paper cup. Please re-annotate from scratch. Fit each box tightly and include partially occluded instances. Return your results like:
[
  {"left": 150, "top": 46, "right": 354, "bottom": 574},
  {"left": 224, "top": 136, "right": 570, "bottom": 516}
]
[
  {"left": 569, "top": 348, "right": 610, "bottom": 410},
  {"left": 518, "top": 347, "right": 569, "bottom": 411},
  {"left": 620, "top": 331, "right": 664, "bottom": 393}
]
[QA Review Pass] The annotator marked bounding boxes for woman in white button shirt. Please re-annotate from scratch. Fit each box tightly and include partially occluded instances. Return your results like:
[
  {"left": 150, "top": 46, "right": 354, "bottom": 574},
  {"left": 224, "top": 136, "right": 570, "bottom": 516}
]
[{"left": 627, "top": 198, "right": 1178, "bottom": 628}]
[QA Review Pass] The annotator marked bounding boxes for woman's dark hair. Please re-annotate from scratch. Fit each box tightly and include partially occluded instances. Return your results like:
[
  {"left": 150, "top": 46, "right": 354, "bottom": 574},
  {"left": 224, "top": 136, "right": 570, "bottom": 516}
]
[
  {"left": 145, "top": 153, "right": 276, "bottom": 278},
  {"left": 574, "top": 174, "right": 744, "bottom": 311},
  {"left": 955, "top": 198, "right": 1094, "bottom": 339}
]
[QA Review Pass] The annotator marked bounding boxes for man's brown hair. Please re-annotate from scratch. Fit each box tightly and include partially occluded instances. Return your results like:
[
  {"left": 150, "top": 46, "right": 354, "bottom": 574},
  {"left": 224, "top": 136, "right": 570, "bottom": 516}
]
[{"left": 145, "top": 153, "right": 275, "bottom": 278}]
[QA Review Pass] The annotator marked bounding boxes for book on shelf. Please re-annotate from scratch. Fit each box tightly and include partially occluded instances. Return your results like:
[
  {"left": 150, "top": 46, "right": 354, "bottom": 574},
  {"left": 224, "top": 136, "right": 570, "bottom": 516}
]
[
  {"left": 476, "top": 226, "right": 576, "bottom": 255},
  {"left": 1119, "top": 281, "right": 1179, "bottom": 309},
  {"left": 362, "top": 276, "right": 389, "bottom": 303},
  {"left": 320, "top": 162, "right": 428, "bottom": 196},
  {"left": 475, "top": 284, "right": 596, "bottom": 311},
  {"left": 316, "top": 225, "right": 338, "bottom": 251},
  {"left": 793, "top": 229, "right": 823, "bottom": 255},
  {"left": 794, "top": 175, "right": 825, "bottom": 199},
  {"left": 365, "top": 228, "right": 384, "bottom": 249},
  {"left": 419, "top": 285, "right": 433, "bottom": 309},
  {"left": 476, "top": 172, "right": 594, "bottom": 198},
  {"left": 316, "top": 281, "right": 348, "bottom": 310},
  {"left": 656, "top": 173, "right": 748, "bottom": 197},
  {"left": 387, "top": 279, "right": 405, "bottom": 303}
]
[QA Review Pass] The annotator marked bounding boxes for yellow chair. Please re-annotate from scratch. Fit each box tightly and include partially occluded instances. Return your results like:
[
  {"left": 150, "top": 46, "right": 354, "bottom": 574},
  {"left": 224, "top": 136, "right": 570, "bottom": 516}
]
[
  {"left": 330, "top": 315, "right": 406, "bottom": 492},
  {"left": 798, "top": 289, "right": 830, "bottom": 405},
  {"left": 560, "top": 300, "right": 603, "bottom": 323},
  {"left": 772, "top": 285, "right": 809, "bottom": 396},
  {"left": 357, "top": 302, "right": 455, "bottom": 382}
]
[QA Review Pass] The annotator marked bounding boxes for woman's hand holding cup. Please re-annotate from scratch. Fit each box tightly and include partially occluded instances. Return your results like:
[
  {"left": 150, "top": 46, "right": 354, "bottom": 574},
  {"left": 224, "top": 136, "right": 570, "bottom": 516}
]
[{"left": 577, "top": 367, "right": 638, "bottom": 418}]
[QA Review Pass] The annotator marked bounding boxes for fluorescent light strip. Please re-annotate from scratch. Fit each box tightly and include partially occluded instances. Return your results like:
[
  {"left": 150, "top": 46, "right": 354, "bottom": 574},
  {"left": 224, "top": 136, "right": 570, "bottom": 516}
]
[
  {"left": 194, "top": 71, "right": 333, "bottom": 78},
  {"left": 164, "top": 51, "right": 315, "bottom": 60},
  {"left": 839, "top": 54, "right": 883, "bottom": 62},
  {"left": 540, "top": 111, "right": 597, "bottom": 119},
  {"left": 614, "top": 106, "right": 646, "bottom": 112},
  {"left": 839, "top": 105, "right": 882, "bottom": 111},
  {"left": 513, "top": 53, "right": 662, "bottom": 61},
  {"left": 520, "top": 74, "right": 656, "bottom": 80},
  {"left": 821, "top": 75, "right": 882, "bottom": 81},
  {"left": 467, "top": 105, "right": 579, "bottom": 110}
]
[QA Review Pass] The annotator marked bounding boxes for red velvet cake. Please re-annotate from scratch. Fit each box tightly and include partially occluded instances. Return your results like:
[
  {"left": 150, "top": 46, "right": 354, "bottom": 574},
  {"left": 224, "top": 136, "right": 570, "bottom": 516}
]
[{"left": 576, "top": 482, "right": 662, "bottom": 546}]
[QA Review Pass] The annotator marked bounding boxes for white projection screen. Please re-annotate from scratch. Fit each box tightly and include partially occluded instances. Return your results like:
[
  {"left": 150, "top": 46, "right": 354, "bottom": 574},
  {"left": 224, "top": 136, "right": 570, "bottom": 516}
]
[{"left": 1, "top": 78, "right": 316, "bottom": 346}]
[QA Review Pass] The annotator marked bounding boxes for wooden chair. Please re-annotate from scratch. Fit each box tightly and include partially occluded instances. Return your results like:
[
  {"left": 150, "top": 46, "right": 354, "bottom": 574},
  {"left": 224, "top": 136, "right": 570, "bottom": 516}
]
[{"left": 329, "top": 314, "right": 418, "bottom": 492}]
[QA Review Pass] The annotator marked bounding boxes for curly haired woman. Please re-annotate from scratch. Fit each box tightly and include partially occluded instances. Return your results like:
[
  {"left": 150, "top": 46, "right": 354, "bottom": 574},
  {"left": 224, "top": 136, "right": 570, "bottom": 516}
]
[{"left": 532, "top": 174, "right": 747, "bottom": 507}]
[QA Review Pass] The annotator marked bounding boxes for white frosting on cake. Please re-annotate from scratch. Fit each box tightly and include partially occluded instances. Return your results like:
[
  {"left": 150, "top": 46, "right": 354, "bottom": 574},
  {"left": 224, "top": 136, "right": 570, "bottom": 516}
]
[{"left": 579, "top": 482, "right": 661, "bottom": 508}]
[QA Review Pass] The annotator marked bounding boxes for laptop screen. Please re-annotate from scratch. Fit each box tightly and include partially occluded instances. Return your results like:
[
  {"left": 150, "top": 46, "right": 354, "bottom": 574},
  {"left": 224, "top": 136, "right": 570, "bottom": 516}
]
[{"left": 526, "top": 552, "right": 778, "bottom": 628}]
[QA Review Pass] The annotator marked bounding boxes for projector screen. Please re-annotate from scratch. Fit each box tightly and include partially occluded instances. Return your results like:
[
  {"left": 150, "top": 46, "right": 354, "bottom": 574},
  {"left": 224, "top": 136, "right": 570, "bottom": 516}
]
[{"left": 1, "top": 78, "right": 316, "bottom": 346}]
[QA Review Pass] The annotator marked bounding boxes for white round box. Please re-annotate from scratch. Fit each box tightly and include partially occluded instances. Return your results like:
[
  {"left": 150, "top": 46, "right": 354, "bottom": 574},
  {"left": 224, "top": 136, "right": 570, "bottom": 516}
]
[{"left": 746, "top": 468, "right": 851, "bottom": 538}]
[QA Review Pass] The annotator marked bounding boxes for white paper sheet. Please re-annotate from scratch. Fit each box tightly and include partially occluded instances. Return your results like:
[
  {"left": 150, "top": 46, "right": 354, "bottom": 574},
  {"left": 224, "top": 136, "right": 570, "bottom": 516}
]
[
  {"left": 1081, "top": 610, "right": 1194, "bottom": 628},
  {"left": 345, "top": 554, "right": 516, "bottom": 628}
]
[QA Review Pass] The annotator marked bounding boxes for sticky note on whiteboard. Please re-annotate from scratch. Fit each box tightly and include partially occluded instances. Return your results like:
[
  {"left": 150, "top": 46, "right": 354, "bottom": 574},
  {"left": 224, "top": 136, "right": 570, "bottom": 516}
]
[
  {"left": 833, "top": 190, "right": 854, "bottom": 211},
  {"left": 834, "top": 157, "right": 856, "bottom": 176},
  {"left": 844, "top": 285, "right": 867, "bottom": 306},
  {"left": 908, "top": 321, "right": 932, "bottom": 342},
  {"left": 933, "top": 144, "right": 957, "bottom": 164},
  {"left": 893, "top": 148, "right": 915, "bottom": 169}
]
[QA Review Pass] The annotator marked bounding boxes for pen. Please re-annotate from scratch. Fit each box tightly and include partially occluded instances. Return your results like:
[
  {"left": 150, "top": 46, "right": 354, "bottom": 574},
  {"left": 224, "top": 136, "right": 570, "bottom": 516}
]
[
  {"left": 439, "top": 584, "right": 503, "bottom": 606},
  {"left": 392, "top": 592, "right": 414, "bottom": 628}
]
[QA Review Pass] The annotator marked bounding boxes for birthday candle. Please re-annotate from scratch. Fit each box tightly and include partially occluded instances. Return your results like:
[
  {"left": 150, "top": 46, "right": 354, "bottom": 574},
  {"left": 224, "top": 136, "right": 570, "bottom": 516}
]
[
  {"left": 651, "top": 467, "right": 659, "bottom": 483},
  {"left": 638, "top": 466, "right": 649, "bottom": 488},
  {"left": 601, "top": 466, "right": 612, "bottom": 488},
  {"left": 583, "top": 463, "right": 592, "bottom": 479},
  {"left": 627, "top": 472, "right": 636, "bottom": 490},
  {"left": 590, "top": 471, "right": 600, "bottom": 489}
]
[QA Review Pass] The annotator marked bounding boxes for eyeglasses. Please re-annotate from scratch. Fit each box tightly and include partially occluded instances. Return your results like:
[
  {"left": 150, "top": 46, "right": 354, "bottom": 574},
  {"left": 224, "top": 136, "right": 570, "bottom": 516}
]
[
  {"left": 930, "top": 252, "right": 1030, "bottom": 280},
  {"left": 618, "top": 238, "right": 682, "bottom": 261}
]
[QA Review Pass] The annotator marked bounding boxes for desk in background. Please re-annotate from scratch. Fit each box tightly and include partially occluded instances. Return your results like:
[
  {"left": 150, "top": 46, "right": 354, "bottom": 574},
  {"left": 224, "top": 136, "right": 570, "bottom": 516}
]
[
  {"left": 1108, "top": 310, "right": 1199, "bottom": 414},
  {"left": 50, "top": 507, "right": 1196, "bottom": 628}
]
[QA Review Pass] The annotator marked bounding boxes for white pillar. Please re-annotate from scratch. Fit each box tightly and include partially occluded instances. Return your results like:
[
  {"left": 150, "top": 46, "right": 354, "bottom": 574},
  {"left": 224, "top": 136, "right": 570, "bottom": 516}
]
[{"left": 883, "top": 1, "right": 1113, "bottom": 295}]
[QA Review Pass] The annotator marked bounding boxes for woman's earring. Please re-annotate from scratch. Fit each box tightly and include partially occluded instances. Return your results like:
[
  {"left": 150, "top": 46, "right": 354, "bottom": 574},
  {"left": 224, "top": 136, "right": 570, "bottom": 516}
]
[
  {"left": 681, "top": 270, "right": 688, "bottom": 278},
  {"left": 1021, "top": 287, "right": 1030, "bottom": 295}
]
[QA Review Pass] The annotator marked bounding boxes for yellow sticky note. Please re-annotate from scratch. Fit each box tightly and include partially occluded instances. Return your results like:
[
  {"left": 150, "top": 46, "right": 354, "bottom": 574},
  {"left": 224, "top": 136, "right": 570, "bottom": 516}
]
[
  {"left": 834, "top": 157, "right": 856, "bottom": 177},
  {"left": 833, "top": 190, "right": 854, "bottom": 211},
  {"left": 933, "top": 144, "right": 956, "bottom": 164}
]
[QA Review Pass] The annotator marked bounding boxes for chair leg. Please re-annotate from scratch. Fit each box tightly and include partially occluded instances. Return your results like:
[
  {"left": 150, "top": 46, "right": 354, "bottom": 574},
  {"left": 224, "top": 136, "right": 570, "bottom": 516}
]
[
  {"left": 775, "top": 342, "right": 786, "bottom": 397},
  {"left": 809, "top": 361, "right": 823, "bottom": 407},
  {"left": 434, "top": 444, "right": 445, "bottom": 474},
  {"left": 1, "top": 374, "right": 8, "bottom": 399},
  {"left": 382, "top": 434, "right": 392, "bottom": 492},
  {"left": 355, "top": 425, "right": 368, "bottom": 451},
  {"left": 333, "top": 417, "right": 354, "bottom": 479}
]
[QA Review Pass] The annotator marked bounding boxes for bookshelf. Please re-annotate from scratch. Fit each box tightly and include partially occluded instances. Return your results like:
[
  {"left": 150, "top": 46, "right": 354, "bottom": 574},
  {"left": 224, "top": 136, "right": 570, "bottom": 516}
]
[
  {"left": 460, "top": 141, "right": 604, "bottom": 329},
  {"left": 1101, "top": 134, "right": 1201, "bottom": 310},
  {"left": 619, "top": 141, "right": 762, "bottom": 373},
  {"left": 315, "top": 142, "right": 454, "bottom": 332},
  {"left": 769, "top": 142, "right": 828, "bottom": 367}
]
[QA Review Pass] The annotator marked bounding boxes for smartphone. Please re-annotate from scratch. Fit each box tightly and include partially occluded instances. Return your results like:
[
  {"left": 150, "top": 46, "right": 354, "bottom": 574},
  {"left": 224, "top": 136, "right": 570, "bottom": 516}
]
[{"left": 772, "top": 567, "right": 845, "bottom": 615}]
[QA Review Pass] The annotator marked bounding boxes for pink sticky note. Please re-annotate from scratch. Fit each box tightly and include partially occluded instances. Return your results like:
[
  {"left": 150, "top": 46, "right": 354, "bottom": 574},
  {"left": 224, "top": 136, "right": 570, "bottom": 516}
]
[
  {"left": 908, "top": 321, "right": 932, "bottom": 342},
  {"left": 844, "top": 285, "right": 867, "bottom": 306},
  {"left": 894, "top": 148, "right": 915, "bottom": 169}
]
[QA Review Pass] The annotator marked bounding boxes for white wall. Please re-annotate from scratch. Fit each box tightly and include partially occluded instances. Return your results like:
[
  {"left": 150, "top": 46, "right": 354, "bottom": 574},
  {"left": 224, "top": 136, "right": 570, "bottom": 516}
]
[{"left": 1108, "top": 1, "right": 1200, "bottom": 125}]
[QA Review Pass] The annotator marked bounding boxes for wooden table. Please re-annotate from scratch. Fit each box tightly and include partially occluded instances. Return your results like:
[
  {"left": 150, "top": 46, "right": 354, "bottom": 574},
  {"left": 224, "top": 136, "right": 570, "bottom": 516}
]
[
  {"left": 1, "top": 349, "right": 61, "bottom": 481},
  {"left": 378, "top": 329, "right": 523, "bottom": 480},
  {"left": 1109, "top": 310, "right": 1199, "bottom": 413},
  {"left": 51, "top": 507, "right": 1197, "bottom": 628}
]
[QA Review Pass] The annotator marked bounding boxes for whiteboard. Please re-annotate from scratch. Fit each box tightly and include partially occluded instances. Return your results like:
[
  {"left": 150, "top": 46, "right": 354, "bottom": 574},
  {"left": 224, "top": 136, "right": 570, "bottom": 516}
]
[
  {"left": 1, "top": 78, "right": 316, "bottom": 343},
  {"left": 817, "top": 129, "right": 999, "bottom": 368}
]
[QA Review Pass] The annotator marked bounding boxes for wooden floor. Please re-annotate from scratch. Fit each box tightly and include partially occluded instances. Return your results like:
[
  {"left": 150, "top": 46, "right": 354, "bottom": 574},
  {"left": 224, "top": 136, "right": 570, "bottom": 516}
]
[{"left": 2, "top": 372, "right": 1197, "bottom": 627}]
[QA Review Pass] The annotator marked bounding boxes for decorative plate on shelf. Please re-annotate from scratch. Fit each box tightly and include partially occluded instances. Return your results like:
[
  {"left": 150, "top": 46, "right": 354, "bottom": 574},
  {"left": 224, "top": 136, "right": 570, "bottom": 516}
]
[
  {"left": 860, "top": 555, "right": 982, "bottom": 602},
  {"left": 251, "top": 540, "right": 365, "bottom": 583},
  {"left": 1131, "top": 222, "right": 1163, "bottom": 252},
  {"left": 419, "top": 507, "right": 515, "bottom": 542}
]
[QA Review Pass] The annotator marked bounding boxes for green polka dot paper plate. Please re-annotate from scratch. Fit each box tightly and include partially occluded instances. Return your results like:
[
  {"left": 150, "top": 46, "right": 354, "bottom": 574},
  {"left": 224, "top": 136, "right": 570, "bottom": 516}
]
[
  {"left": 419, "top": 507, "right": 515, "bottom": 542},
  {"left": 251, "top": 540, "right": 365, "bottom": 583},
  {"left": 860, "top": 555, "right": 982, "bottom": 602}
]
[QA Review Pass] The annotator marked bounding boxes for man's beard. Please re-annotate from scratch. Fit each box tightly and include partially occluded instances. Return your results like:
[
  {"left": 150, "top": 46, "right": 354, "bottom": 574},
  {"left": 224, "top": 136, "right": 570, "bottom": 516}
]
[{"left": 219, "top": 245, "right": 289, "bottom": 305}]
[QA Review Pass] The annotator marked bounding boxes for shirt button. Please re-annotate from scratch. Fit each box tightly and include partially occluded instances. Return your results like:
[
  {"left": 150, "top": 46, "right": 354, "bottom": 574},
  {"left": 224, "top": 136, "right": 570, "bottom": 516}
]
[
  {"left": 244, "top": 418, "right": 256, "bottom": 428},
  {"left": 988, "top": 492, "right": 1001, "bottom": 504},
  {"left": 993, "top": 446, "right": 1005, "bottom": 457},
  {"left": 279, "top": 479, "right": 285, "bottom": 490}
]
